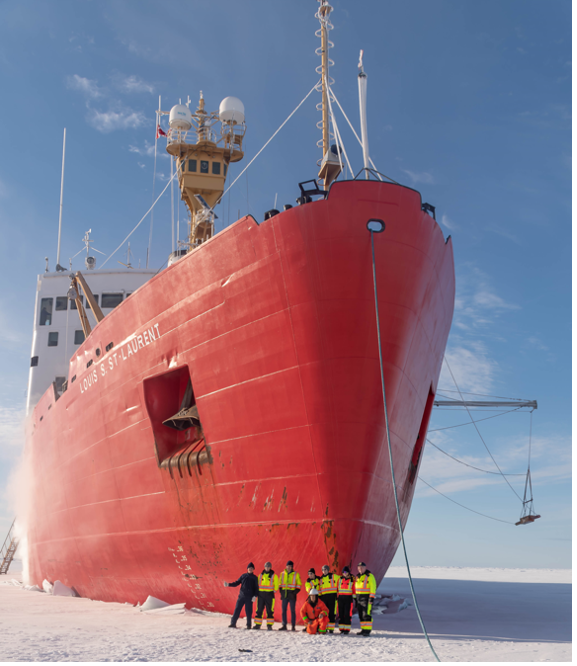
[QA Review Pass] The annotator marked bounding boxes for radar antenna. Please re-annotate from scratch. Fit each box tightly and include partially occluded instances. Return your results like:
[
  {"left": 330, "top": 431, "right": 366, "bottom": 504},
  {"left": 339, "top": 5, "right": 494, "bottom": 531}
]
[{"left": 70, "top": 230, "right": 106, "bottom": 270}]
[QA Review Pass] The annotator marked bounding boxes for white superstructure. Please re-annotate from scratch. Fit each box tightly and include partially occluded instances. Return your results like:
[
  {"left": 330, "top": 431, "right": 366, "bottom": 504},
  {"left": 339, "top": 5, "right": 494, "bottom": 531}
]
[{"left": 26, "top": 269, "right": 155, "bottom": 413}]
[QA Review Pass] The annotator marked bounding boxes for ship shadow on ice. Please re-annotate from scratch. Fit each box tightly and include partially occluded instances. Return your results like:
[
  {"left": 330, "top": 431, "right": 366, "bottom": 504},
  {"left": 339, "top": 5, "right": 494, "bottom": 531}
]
[{"left": 375, "top": 577, "right": 571, "bottom": 644}]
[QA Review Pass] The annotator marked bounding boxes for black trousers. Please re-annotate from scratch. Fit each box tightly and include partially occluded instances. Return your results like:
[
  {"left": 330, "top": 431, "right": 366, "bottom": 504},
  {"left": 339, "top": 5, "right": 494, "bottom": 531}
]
[
  {"left": 337, "top": 596, "right": 353, "bottom": 632},
  {"left": 320, "top": 593, "right": 337, "bottom": 631},
  {"left": 255, "top": 591, "right": 275, "bottom": 626},
  {"left": 356, "top": 595, "right": 373, "bottom": 633},
  {"left": 231, "top": 595, "right": 254, "bottom": 628},
  {"left": 281, "top": 596, "right": 297, "bottom": 628}
]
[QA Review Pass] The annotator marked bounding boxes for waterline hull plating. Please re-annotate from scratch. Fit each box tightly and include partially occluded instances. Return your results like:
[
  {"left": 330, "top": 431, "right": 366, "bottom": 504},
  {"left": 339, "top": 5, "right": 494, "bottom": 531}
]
[{"left": 25, "top": 181, "right": 454, "bottom": 616}]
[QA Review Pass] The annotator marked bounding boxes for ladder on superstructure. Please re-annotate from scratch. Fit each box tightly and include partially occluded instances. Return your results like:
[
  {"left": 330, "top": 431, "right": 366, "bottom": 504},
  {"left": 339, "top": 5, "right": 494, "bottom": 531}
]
[{"left": 0, "top": 519, "right": 18, "bottom": 575}]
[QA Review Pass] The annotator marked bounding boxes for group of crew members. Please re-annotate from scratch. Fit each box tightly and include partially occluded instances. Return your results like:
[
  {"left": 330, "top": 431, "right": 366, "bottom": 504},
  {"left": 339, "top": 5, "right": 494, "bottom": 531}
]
[{"left": 224, "top": 560, "right": 377, "bottom": 636}]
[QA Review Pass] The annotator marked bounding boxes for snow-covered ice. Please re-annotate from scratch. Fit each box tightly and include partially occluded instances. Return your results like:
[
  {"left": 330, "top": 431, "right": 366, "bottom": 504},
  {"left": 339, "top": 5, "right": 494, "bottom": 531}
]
[{"left": 0, "top": 566, "right": 570, "bottom": 662}]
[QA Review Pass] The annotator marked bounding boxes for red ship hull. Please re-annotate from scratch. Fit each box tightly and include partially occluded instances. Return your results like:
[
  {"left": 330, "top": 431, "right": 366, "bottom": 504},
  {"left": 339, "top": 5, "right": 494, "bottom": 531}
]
[{"left": 25, "top": 180, "right": 454, "bottom": 618}]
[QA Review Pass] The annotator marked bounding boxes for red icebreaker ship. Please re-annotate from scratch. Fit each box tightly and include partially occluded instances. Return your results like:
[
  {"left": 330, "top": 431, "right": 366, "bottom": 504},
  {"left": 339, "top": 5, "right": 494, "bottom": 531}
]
[
  {"left": 23, "top": 4, "right": 454, "bottom": 620},
  {"left": 26, "top": 178, "right": 454, "bottom": 614}
]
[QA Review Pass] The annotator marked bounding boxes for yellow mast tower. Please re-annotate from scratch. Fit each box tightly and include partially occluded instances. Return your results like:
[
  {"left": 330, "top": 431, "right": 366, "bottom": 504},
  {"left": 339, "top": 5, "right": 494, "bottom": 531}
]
[{"left": 164, "top": 94, "right": 246, "bottom": 250}]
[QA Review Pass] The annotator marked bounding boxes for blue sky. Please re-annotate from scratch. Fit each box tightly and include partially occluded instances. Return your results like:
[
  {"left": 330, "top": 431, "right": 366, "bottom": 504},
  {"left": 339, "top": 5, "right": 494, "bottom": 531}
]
[{"left": 0, "top": 0, "right": 571, "bottom": 569}]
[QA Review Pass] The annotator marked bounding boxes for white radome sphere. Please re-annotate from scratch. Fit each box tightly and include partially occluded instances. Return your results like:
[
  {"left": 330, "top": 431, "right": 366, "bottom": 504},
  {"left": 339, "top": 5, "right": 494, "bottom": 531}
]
[
  {"left": 219, "top": 97, "right": 245, "bottom": 124},
  {"left": 169, "top": 104, "right": 192, "bottom": 130}
]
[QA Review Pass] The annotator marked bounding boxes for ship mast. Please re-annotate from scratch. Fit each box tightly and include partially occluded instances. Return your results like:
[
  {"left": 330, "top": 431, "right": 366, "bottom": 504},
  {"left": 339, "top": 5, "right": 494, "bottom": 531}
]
[
  {"left": 163, "top": 94, "right": 246, "bottom": 252},
  {"left": 319, "top": 1, "right": 330, "bottom": 161},
  {"left": 316, "top": 1, "right": 341, "bottom": 190}
]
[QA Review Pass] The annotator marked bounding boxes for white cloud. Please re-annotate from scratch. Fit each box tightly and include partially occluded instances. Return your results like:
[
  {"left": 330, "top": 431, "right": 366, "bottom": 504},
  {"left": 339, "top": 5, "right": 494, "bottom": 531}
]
[
  {"left": 453, "top": 265, "right": 520, "bottom": 333},
  {"left": 440, "top": 342, "right": 497, "bottom": 395},
  {"left": 402, "top": 169, "right": 435, "bottom": 184},
  {"left": 440, "top": 214, "right": 457, "bottom": 231},
  {"left": 129, "top": 141, "right": 155, "bottom": 157},
  {"left": 66, "top": 74, "right": 150, "bottom": 133},
  {"left": 418, "top": 430, "right": 570, "bottom": 502},
  {"left": 88, "top": 108, "right": 147, "bottom": 133},
  {"left": 115, "top": 74, "right": 154, "bottom": 94},
  {"left": 525, "top": 336, "right": 548, "bottom": 352},
  {"left": 66, "top": 74, "right": 102, "bottom": 99},
  {"left": 473, "top": 290, "right": 519, "bottom": 310},
  {"left": 488, "top": 226, "right": 521, "bottom": 244}
]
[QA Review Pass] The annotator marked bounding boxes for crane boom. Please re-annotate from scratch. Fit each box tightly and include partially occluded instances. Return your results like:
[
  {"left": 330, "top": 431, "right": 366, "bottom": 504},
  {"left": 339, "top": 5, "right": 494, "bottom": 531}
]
[{"left": 434, "top": 400, "right": 537, "bottom": 409}]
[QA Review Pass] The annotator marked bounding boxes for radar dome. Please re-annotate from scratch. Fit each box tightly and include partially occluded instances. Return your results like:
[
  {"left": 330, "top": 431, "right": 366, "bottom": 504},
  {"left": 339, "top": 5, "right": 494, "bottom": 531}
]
[
  {"left": 219, "top": 97, "right": 245, "bottom": 124},
  {"left": 169, "top": 104, "right": 192, "bottom": 131}
]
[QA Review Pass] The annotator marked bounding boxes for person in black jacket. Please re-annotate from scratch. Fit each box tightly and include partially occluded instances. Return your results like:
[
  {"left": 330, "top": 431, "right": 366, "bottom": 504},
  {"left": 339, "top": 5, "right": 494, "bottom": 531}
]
[{"left": 224, "top": 563, "right": 260, "bottom": 629}]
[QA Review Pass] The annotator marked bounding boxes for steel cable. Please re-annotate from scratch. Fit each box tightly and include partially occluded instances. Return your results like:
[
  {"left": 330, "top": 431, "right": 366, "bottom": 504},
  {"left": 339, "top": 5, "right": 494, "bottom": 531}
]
[
  {"left": 370, "top": 227, "right": 441, "bottom": 662},
  {"left": 418, "top": 478, "right": 516, "bottom": 525},
  {"left": 426, "top": 440, "right": 526, "bottom": 476},
  {"left": 443, "top": 359, "right": 523, "bottom": 503}
]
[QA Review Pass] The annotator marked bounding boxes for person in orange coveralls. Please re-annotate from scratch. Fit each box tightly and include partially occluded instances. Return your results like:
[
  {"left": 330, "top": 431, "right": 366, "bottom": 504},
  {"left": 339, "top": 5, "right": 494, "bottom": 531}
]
[{"left": 300, "top": 588, "right": 330, "bottom": 634}]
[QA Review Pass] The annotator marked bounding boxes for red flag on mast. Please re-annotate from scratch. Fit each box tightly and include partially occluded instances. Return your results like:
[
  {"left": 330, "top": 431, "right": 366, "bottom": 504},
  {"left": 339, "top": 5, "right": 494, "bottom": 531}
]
[{"left": 156, "top": 125, "right": 167, "bottom": 139}]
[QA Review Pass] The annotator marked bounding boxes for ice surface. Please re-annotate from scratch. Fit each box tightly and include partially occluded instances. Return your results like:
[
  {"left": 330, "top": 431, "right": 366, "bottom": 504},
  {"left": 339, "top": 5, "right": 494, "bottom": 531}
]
[
  {"left": 52, "top": 580, "right": 77, "bottom": 597},
  {"left": 139, "top": 595, "right": 169, "bottom": 612},
  {"left": 139, "top": 596, "right": 187, "bottom": 614},
  {"left": 0, "top": 567, "right": 570, "bottom": 662}
]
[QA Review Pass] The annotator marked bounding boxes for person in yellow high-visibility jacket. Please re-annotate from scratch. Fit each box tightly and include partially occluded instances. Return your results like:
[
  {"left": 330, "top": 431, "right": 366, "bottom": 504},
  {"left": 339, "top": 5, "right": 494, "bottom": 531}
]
[
  {"left": 319, "top": 565, "right": 340, "bottom": 633},
  {"left": 305, "top": 568, "right": 321, "bottom": 594},
  {"left": 253, "top": 561, "right": 279, "bottom": 630},
  {"left": 278, "top": 561, "right": 302, "bottom": 631},
  {"left": 355, "top": 562, "right": 377, "bottom": 635}
]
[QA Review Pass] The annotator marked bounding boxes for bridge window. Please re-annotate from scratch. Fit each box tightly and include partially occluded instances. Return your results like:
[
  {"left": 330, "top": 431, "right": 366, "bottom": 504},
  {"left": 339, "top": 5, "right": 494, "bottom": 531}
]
[
  {"left": 101, "top": 293, "right": 123, "bottom": 308},
  {"left": 48, "top": 332, "right": 59, "bottom": 347},
  {"left": 55, "top": 297, "right": 68, "bottom": 311},
  {"left": 188, "top": 159, "right": 197, "bottom": 172},
  {"left": 200, "top": 160, "right": 209, "bottom": 174},
  {"left": 212, "top": 162, "right": 221, "bottom": 175},
  {"left": 39, "top": 298, "right": 53, "bottom": 326},
  {"left": 74, "top": 330, "right": 85, "bottom": 345},
  {"left": 30, "top": 356, "right": 38, "bottom": 367}
]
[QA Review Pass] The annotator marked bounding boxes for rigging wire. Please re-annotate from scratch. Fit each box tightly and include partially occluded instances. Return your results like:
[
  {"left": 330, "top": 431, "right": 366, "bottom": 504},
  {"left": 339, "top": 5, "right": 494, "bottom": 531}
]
[
  {"left": 429, "top": 406, "right": 525, "bottom": 432},
  {"left": 443, "top": 358, "right": 523, "bottom": 503},
  {"left": 100, "top": 169, "right": 178, "bottom": 269},
  {"left": 519, "top": 411, "right": 537, "bottom": 521},
  {"left": 170, "top": 156, "right": 175, "bottom": 254},
  {"left": 370, "top": 227, "right": 440, "bottom": 662},
  {"left": 221, "top": 81, "right": 320, "bottom": 202},
  {"left": 324, "top": 77, "right": 353, "bottom": 175},
  {"left": 418, "top": 477, "right": 516, "bottom": 525},
  {"left": 426, "top": 439, "right": 526, "bottom": 476},
  {"left": 328, "top": 86, "right": 384, "bottom": 181}
]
